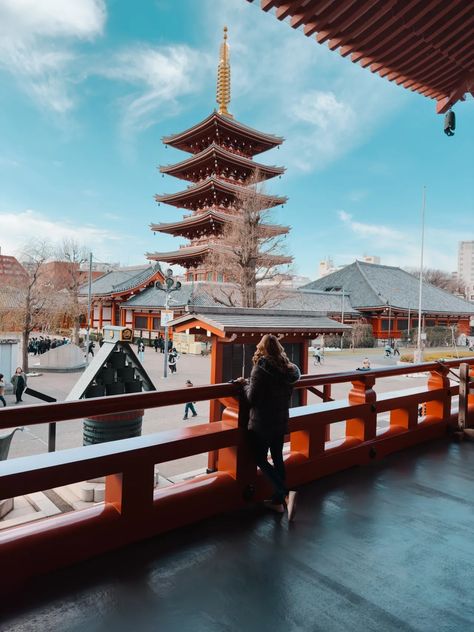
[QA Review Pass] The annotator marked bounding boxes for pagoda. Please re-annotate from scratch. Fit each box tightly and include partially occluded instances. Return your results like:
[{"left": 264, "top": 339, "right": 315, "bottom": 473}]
[{"left": 147, "top": 27, "right": 292, "bottom": 282}]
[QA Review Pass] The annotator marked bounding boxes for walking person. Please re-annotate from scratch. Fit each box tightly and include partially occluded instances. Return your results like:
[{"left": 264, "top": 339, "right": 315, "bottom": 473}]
[
  {"left": 235, "top": 334, "right": 300, "bottom": 521},
  {"left": 183, "top": 380, "right": 198, "bottom": 420},
  {"left": 393, "top": 340, "right": 400, "bottom": 356},
  {"left": 158, "top": 335, "right": 164, "bottom": 353},
  {"left": 11, "top": 367, "right": 27, "bottom": 404},
  {"left": 138, "top": 341, "right": 145, "bottom": 363},
  {"left": 0, "top": 374, "right": 6, "bottom": 407},
  {"left": 168, "top": 352, "right": 177, "bottom": 374},
  {"left": 88, "top": 340, "right": 95, "bottom": 357},
  {"left": 153, "top": 336, "right": 159, "bottom": 353}
]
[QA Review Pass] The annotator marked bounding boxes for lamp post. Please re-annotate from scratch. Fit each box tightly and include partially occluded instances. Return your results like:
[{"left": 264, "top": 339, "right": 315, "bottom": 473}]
[{"left": 155, "top": 269, "right": 181, "bottom": 378}]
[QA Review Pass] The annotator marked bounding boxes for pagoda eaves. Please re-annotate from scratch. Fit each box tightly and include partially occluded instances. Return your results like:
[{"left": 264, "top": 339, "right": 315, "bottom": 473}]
[
  {"left": 150, "top": 210, "right": 290, "bottom": 239},
  {"left": 155, "top": 176, "right": 287, "bottom": 211},
  {"left": 147, "top": 243, "right": 292, "bottom": 269},
  {"left": 162, "top": 111, "right": 283, "bottom": 157},
  {"left": 159, "top": 143, "right": 285, "bottom": 184}
]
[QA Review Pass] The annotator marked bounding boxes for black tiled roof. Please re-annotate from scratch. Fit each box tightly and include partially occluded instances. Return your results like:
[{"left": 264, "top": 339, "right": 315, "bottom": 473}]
[
  {"left": 79, "top": 264, "right": 162, "bottom": 297},
  {"left": 302, "top": 261, "right": 474, "bottom": 315}
]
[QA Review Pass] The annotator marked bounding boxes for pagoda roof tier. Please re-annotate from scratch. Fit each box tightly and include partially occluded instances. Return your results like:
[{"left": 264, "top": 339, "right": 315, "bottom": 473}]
[
  {"left": 163, "top": 111, "right": 283, "bottom": 157},
  {"left": 159, "top": 143, "right": 285, "bottom": 183},
  {"left": 150, "top": 210, "right": 290, "bottom": 239},
  {"left": 155, "top": 176, "right": 287, "bottom": 211},
  {"left": 147, "top": 244, "right": 292, "bottom": 269}
]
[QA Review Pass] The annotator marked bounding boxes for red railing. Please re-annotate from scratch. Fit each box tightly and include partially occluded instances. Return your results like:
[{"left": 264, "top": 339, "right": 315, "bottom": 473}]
[{"left": 0, "top": 358, "right": 473, "bottom": 593}]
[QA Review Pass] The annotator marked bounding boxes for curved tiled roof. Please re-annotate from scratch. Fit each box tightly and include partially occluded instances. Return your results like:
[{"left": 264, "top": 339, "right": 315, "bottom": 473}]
[
  {"left": 302, "top": 261, "right": 474, "bottom": 314},
  {"left": 79, "top": 263, "right": 162, "bottom": 297}
]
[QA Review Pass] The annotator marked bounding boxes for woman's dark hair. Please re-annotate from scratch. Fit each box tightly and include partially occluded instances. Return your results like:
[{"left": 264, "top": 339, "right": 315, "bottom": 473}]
[
  {"left": 0, "top": 374, "right": 3, "bottom": 380},
  {"left": 252, "top": 334, "right": 291, "bottom": 371}
]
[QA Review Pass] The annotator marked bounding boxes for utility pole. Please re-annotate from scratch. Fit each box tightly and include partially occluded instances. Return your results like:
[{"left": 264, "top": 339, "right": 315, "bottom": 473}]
[
  {"left": 84, "top": 252, "right": 93, "bottom": 365},
  {"left": 415, "top": 186, "right": 426, "bottom": 363},
  {"left": 340, "top": 287, "right": 345, "bottom": 350}
]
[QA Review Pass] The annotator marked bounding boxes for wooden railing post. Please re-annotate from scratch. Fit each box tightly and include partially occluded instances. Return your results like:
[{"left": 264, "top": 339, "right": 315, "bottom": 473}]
[
  {"left": 426, "top": 364, "right": 451, "bottom": 423},
  {"left": 217, "top": 394, "right": 255, "bottom": 492},
  {"left": 346, "top": 376, "right": 376, "bottom": 441},
  {"left": 105, "top": 461, "right": 155, "bottom": 521}
]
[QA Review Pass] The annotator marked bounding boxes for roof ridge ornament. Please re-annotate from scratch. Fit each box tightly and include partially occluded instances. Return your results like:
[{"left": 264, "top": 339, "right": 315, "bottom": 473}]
[{"left": 217, "top": 26, "right": 232, "bottom": 118}]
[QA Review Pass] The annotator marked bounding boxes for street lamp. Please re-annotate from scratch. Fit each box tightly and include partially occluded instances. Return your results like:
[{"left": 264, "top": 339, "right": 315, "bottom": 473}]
[{"left": 155, "top": 269, "right": 181, "bottom": 378}]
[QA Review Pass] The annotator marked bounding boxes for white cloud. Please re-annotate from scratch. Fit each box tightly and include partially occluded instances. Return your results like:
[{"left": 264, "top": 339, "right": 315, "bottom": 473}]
[
  {"left": 0, "top": 209, "right": 123, "bottom": 261},
  {"left": 338, "top": 210, "right": 402, "bottom": 239},
  {"left": 336, "top": 209, "right": 464, "bottom": 271},
  {"left": 100, "top": 45, "right": 210, "bottom": 138},
  {"left": 204, "top": 0, "right": 406, "bottom": 173},
  {"left": 0, "top": 0, "right": 106, "bottom": 113}
]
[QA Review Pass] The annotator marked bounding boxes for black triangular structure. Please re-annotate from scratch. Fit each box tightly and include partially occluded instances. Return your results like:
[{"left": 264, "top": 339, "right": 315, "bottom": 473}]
[{"left": 66, "top": 327, "right": 156, "bottom": 401}]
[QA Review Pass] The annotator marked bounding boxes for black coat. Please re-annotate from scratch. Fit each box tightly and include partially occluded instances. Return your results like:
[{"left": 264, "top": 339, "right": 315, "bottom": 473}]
[{"left": 244, "top": 358, "right": 300, "bottom": 439}]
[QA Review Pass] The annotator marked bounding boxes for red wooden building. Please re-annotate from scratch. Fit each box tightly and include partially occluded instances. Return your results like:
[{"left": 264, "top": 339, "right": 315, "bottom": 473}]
[{"left": 303, "top": 260, "right": 474, "bottom": 338}]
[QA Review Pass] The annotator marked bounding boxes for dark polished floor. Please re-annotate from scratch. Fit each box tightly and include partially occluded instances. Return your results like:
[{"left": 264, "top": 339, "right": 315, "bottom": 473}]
[{"left": 2, "top": 439, "right": 474, "bottom": 632}]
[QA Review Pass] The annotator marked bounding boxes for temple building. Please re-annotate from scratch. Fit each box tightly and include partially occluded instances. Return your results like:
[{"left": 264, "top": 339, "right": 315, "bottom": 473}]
[
  {"left": 147, "top": 27, "right": 291, "bottom": 282},
  {"left": 303, "top": 260, "right": 474, "bottom": 338}
]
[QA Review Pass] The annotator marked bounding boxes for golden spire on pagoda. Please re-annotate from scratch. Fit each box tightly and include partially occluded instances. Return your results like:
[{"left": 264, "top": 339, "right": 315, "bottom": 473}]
[{"left": 216, "top": 26, "right": 232, "bottom": 118}]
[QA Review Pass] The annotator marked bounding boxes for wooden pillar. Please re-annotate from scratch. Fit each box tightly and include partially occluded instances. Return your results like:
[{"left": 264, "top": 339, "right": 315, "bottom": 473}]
[
  {"left": 346, "top": 375, "right": 377, "bottom": 441},
  {"left": 99, "top": 302, "right": 103, "bottom": 330},
  {"left": 111, "top": 301, "right": 115, "bottom": 326},
  {"left": 425, "top": 363, "right": 450, "bottom": 423},
  {"left": 208, "top": 338, "right": 223, "bottom": 472}
]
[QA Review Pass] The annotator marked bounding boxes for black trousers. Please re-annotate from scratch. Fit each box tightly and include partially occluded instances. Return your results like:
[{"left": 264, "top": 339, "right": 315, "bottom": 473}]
[
  {"left": 15, "top": 386, "right": 24, "bottom": 403},
  {"left": 249, "top": 431, "right": 287, "bottom": 504},
  {"left": 0, "top": 395, "right": 5, "bottom": 406}
]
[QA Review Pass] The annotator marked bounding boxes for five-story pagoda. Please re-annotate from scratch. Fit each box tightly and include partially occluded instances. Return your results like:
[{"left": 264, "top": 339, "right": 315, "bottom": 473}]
[{"left": 147, "top": 27, "right": 291, "bottom": 283}]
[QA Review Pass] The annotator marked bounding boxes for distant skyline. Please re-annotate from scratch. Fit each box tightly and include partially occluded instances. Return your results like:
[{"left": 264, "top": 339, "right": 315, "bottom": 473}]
[{"left": 0, "top": 0, "right": 472, "bottom": 279}]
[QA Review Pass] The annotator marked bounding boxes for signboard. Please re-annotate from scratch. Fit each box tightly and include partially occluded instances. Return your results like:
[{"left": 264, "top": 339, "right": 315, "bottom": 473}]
[
  {"left": 160, "top": 310, "right": 174, "bottom": 327},
  {"left": 421, "top": 333, "right": 427, "bottom": 341}
]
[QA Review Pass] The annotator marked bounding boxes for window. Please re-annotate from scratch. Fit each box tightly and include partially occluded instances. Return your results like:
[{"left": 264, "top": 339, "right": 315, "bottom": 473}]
[
  {"left": 134, "top": 315, "right": 148, "bottom": 329},
  {"left": 207, "top": 272, "right": 213, "bottom": 281},
  {"left": 397, "top": 319, "right": 408, "bottom": 331},
  {"left": 152, "top": 317, "right": 160, "bottom": 330},
  {"left": 217, "top": 273, "right": 224, "bottom": 282}
]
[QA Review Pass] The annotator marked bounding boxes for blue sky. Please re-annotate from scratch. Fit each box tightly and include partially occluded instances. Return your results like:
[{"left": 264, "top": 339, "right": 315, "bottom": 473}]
[{"left": 0, "top": 0, "right": 472, "bottom": 279}]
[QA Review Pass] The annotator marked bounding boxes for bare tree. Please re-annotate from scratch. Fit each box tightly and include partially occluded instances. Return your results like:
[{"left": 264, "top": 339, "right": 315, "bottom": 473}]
[
  {"left": 54, "top": 239, "right": 88, "bottom": 344},
  {"left": 205, "top": 172, "right": 293, "bottom": 308},
  {"left": 405, "top": 267, "right": 466, "bottom": 296},
  {"left": 17, "top": 240, "right": 53, "bottom": 371}
]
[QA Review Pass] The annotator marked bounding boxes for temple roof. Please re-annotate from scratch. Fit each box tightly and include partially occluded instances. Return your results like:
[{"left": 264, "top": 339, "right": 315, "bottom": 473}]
[
  {"left": 150, "top": 210, "right": 289, "bottom": 238},
  {"left": 302, "top": 261, "right": 474, "bottom": 314},
  {"left": 78, "top": 264, "right": 163, "bottom": 298},
  {"left": 163, "top": 111, "right": 284, "bottom": 156},
  {"left": 155, "top": 176, "right": 287, "bottom": 210},
  {"left": 169, "top": 305, "right": 350, "bottom": 336},
  {"left": 146, "top": 244, "right": 292, "bottom": 268},
  {"left": 159, "top": 143, "right": 285, "bottom": 183},
  {"left": 250, "top": 0, "right": 474, "bottom": 114}
]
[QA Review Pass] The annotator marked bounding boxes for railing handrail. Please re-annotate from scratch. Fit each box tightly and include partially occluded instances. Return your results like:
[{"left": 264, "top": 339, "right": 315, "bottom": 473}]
[{"left": 1, "top": 357, "right": 472, "bottom": 431}]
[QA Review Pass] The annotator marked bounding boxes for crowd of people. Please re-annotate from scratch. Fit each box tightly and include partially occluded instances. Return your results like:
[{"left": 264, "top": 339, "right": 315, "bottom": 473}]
[{"left": 28, "top": 336, "right": 69, "bottom": 356}]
